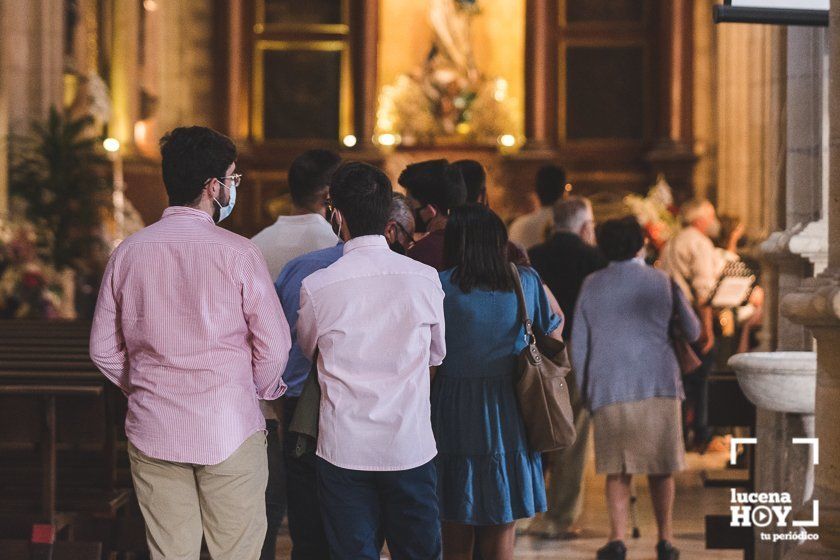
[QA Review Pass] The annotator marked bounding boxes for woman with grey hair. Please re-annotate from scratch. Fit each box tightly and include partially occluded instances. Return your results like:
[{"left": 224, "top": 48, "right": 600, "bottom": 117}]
[{"left": 571, "top": 217, "right": 701, "bottom": 560}]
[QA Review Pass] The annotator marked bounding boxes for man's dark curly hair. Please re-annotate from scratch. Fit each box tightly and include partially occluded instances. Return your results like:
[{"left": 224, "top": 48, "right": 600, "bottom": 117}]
[
  {"left": 160, "top": 126, "right": 237, "bottom": 206},
  {"left": 330, "top": 162, "right": 393, "bottom": 238}
]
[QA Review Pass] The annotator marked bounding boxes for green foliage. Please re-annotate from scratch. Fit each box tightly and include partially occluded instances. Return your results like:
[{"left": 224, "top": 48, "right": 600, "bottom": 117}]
[{"left": 9, "top": 107, "right": 111, "bottom": 270}]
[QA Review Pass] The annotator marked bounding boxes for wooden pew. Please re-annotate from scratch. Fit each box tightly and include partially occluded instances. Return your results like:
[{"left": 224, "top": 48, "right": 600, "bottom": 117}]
[
  {"left": 0, "top": 539, "right": 101, "bottom": 560},
  {"left": 0, "top": 321, "right": 133, "bottom": 557}
]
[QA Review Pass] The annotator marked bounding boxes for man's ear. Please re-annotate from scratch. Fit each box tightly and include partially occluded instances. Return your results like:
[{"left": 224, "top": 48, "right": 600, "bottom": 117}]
[
  {"left": 421, "top": 204, "right": 438, "bottom": 222},
  {"left": 384, "top": 220, "right": 397, "bottom": 243},
  {"left": 205, "top": 178, "right": 220, "bottom": 201}
]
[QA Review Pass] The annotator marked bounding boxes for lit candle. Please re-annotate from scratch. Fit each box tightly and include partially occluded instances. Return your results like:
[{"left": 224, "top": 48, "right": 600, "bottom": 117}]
[{"left": 103, "top": 138, "right": 125, "bottom": 246}]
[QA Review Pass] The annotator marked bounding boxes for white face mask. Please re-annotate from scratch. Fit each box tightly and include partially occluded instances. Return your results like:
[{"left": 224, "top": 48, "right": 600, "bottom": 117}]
[{"left": 213, "top": 181, "right": 237, "bottom": 223}]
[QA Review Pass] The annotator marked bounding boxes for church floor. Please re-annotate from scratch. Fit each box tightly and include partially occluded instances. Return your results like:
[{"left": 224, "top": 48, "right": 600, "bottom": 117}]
[{"left": 271, "top": 449, "right": 743, "bottom": 560}]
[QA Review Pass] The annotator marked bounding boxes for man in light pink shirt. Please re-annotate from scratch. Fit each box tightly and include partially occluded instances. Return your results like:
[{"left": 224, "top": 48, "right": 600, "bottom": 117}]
[
  {"left": 90, "top": 126, "right": 291, "bottom": 560},
  {"left": 297, "top": 162, "right": 445, "bottom": 559}
]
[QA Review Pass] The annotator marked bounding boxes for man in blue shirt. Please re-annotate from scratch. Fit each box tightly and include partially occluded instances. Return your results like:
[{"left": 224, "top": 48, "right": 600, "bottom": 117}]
[{"left": 275, "top": 192, "right": 415, "bottom": 559}]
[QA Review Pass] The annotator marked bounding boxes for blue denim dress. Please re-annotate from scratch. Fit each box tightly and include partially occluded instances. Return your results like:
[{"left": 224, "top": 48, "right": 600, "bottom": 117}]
[{"left": 431, "top": 266, "right": 561, "bottom": 525}]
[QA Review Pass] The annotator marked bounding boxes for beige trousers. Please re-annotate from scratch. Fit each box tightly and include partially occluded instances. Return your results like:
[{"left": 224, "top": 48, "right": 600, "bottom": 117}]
[{"left": 128, "top": 432, "right": 269, "bottom": 560}]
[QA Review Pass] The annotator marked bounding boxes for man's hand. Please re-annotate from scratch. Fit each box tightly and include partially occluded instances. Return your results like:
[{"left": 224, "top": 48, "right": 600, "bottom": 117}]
[
  {"left": 698, "top": 328, "right": 715, "bottom": 355},
  {"left": 698, "top": 304, "right": 715, "bottom": 355}
]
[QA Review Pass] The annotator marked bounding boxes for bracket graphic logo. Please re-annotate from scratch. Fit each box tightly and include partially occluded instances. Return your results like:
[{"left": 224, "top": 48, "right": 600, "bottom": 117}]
[{"left": 728, "top": 438, "right": 820, "bottom": 542}]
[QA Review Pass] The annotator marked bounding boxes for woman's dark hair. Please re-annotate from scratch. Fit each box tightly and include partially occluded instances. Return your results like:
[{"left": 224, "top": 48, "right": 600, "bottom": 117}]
[
  {"left": 330, "top": 162, "right": 392, "bottom": 238},
  {"left": 289, "top": 149, "right": 341, "bottom": 207},
  {"left": 597, "top": 216, "right": 645, "bottom": 261},
  {"left": 160, "top": 126, "right": 237, "bottom": 206},
  {"left": 445, "top": 204, "right": 515, "bottom": 293}
]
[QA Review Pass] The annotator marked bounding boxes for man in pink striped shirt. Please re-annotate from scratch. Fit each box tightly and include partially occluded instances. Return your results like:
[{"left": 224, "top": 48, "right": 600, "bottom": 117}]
[{"left": 90, "top": 126, "right": 291, "bottom": 560}]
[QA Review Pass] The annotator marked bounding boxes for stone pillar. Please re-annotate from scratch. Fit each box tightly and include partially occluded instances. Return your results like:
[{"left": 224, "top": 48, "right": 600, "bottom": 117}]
[
  {"left": 763, "top": 27, "right": 826, "bottom": 350},
  {"left": 158, "top": 0, "right": 216, "bottom": 135},
  {"left": 3, "top": 0, "right": 64, "bottom": 131},
  {"left": 0, "top": 0, "right": 64, "bottom": 214},
  {"left": 523, "top": 0, "right": 557, "bottom": 153},
  {"left": 780, "top": 2, "right": 840, "bottom": 557},
  {"left": 715, "top": 22, "right": 786, "bottom": 237},
  {"left": 0, "top": 0, "right": 9, "bottom": 217},
  {"left": 753, "top": 27, "right": 826, "bottom": 560}
]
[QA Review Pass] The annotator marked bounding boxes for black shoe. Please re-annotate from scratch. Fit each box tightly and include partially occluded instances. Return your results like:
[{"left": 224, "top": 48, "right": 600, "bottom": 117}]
[
  {"left": 596, "top": 540, "right": 627, "bottom": 560},
  {"left": 656, "top": 540, "right": 680, "bottom": 560}
]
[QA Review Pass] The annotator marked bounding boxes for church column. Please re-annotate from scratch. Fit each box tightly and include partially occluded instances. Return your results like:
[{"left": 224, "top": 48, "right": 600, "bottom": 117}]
[
  {"left": 645, "top": 0, "right": 696, "bottom": 198},
  {"left": 752, "top": 26, "right": 826, "bottom": 560},
  {"left": 0, "top": 0, "right": 64, "bottom": 214},
  {"left": 523, "top": 0, "right": 557, "bottom": 152},
  {"left": 350, "top": 0, "right": 378, "bottom": 150},
  {"left": 109, "top": 0, "right": 141, "bottom": 148},
  {"left": 781, "top": 1, "right": 840, "bottom": 558},
  {"left": 222, "top": 0, "right": 248, "bottom": 139},
  {"left": 0, "top": 0, "right": 9, "bottom": 216},
  {"left": 3, "top": 0, "right": 64, "bottom": 130}
]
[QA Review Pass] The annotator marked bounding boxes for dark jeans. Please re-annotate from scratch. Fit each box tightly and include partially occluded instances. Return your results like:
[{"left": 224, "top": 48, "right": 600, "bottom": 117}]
[
  {"left": 282, "top": 397, "right": 332, "bottom": 560},
  {"left": 316, "top": 457, "right": 441, "bottom": 560},
  {"left": 260, "top": 418, "right": 287, "bottom": 560}
]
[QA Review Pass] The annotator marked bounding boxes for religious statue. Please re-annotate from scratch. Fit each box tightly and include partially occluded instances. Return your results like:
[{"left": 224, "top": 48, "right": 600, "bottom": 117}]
[{"left": 376, "top": 0, "right": 516, "bottom": 145}]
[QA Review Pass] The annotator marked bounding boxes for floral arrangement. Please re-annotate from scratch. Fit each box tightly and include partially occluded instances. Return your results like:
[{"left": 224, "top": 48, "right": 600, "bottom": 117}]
[
  {"left": 623, "top": 174, "right": 680, "bottom": 251},
  {"left": 375, "top": 0, "right": 518, "bottom": 145},
  {"left": 0, "top": 211, "right": 69, "bottom": 319},
  {"left": 376, "top": 68, "right": 518, "bottom": 146}
]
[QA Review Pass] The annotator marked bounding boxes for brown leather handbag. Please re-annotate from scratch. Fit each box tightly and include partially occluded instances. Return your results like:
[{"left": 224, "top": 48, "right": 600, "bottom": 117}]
[{"left": 510, "top": 265, "right": 577, "bottom": 453}]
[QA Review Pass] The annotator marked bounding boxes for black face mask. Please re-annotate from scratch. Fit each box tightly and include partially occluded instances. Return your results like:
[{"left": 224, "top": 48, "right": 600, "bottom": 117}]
[{"left": 389, "top": 241, "right": 407, "bottom": 255}]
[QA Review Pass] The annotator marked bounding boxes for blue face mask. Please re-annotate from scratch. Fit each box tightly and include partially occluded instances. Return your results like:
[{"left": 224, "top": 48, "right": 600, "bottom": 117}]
[{"left": 213, "top": 182, "right": 237, "bottom": 223}]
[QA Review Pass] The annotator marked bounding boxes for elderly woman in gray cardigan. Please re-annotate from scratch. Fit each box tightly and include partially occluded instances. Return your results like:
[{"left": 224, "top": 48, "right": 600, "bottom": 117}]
[{"left": 571, "top": 217, "right": 701, "bottom": 560}]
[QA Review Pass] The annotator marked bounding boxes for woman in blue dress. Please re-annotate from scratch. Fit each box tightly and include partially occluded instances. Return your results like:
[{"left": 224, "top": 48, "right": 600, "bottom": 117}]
[{"left": 432, "top": 204, "right": 563, "bottom": 559}]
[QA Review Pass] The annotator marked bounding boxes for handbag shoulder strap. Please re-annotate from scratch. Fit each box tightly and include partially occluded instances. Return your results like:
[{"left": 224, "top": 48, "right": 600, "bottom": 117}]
[
  {"left": 668, "top": 278, "right": 686, "bottom": 338},
  {"left": 509, "top": 263, "right": 535, "bottom": 342},
  {"left": 670, "top": 278, "right": 686, "bottom": 321}
]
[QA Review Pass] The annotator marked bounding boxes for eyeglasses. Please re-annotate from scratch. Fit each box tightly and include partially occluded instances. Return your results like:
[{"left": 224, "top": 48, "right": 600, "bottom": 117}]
[
  {"left": 205, "top": 173, "right": 242, "bottom": 189},
  {"left": 392, "top": 220, "right": 415, "bottom": 249}
]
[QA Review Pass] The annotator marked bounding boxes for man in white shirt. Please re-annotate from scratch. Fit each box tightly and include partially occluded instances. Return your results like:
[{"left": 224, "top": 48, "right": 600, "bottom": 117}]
[
  {"left": 250, "top": 149, "right": 341, "bottom": 560},
  {"left": 297, "top": 162, "right": 446, "bottom": 560},
  {"left": 252, "top": 149, "right": 341, "bottom": 280},
  {"left": 509, "top": 165, "right": 566, "bottom": 249}
]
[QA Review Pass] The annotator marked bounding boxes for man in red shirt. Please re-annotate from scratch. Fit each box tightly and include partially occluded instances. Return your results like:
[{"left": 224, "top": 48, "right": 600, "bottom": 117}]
[{"left": 399, "top": 159, "right": 467, "bottom": 271}]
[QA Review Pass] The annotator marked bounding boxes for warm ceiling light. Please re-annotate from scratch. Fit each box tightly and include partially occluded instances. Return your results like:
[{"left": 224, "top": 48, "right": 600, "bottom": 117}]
[
  {"left": 342, "top": 134, "right": 357, "bottom": 148},
  {"left": 378, "top": 133, "right": 397, "bottom": 147},
  {"left": 498, "top": 134, "right": 516, "bottom": 148},
  {"left": 103, "top": 138, "right": 121, "bottom": 152},
  {"left": 143, "top": 0, "right": 159, "bottom": 11}
]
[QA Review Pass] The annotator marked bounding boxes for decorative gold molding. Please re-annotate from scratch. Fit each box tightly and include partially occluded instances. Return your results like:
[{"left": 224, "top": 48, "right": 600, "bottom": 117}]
[
  {"left": 254, "top": 0, "right": 349, "bottom": 36},
  {"left": 251, "top": 39, "right": 352, "bottom": 142}
]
